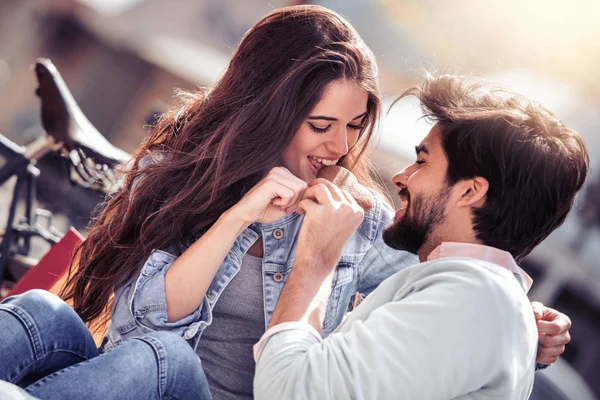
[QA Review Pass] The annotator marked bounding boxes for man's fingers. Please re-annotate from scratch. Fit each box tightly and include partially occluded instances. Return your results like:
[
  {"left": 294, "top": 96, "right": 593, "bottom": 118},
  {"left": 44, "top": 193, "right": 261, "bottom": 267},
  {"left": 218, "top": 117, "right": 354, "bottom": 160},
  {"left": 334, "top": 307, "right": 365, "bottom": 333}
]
[
  {"left": 307, "top": 178, "right": 346, "bottom": 202},
  {"left": 539, "top": 331, "right": 571, "bottom": 348},
  {"left": 297, "top": 198, "right": 318, "bottom": 215},
  {"left": 531, "top": 301, "right": 544, "bottom": 320},
  {"left": 537, "top": 344, "right": 566, "bottom": 359},
  {"left": 537, "top": 318, "right": 571, "bottom": 336},
  {"left": 341, "top": 189, "right": 356, "bottom": 206},
  {"left": 303, "top": 182, "right": 336, "bottom": 205},
  {"left": 535, "top": 307, "right": 571, "bottom": 365}
]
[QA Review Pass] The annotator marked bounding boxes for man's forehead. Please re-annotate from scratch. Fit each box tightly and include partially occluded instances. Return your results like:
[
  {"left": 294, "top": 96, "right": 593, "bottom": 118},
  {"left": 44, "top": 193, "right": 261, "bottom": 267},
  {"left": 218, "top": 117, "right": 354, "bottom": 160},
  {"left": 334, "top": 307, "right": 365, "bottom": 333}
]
[{"left": 417, "top": 125, "right": 442, "bottom": 153}]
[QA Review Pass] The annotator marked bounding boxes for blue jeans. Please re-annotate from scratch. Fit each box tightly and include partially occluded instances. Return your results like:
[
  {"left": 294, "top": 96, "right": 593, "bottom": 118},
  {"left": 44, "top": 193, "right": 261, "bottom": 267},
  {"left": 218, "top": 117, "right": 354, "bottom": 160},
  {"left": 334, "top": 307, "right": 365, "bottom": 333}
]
[{"left": 0, "top": 289, "right": 212, "bottom": 400}]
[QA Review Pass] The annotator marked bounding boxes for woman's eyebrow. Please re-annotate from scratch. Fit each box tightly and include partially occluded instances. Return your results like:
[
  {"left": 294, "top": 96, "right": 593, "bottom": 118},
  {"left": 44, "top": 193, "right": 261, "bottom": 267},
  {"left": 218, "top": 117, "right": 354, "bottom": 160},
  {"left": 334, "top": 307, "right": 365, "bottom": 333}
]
[
  {"left": 308, "top": 115, "right": 337, "bottom": 121},
  {"left": 352, "top": 111, "right": 367, "bottom": 120},
  {"left": 308, "top": 111, "right": 367, "bottom": 122}
]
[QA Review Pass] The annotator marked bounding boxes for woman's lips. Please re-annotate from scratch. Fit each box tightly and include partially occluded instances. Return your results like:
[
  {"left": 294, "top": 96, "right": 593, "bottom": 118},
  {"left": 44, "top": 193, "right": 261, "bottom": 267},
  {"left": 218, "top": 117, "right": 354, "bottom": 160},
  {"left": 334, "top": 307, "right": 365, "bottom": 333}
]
[{"left": 307, "top": 156, "right": 323, "bottom": 175}]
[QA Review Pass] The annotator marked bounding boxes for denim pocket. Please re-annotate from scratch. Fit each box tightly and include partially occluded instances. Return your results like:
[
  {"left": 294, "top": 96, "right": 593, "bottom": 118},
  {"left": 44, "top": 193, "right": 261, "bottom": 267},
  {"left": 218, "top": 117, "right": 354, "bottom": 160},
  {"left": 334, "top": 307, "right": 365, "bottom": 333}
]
[
  {"left": 332, "top": 262, "right": 354, "bottom": 288},
  {"left": 322, "top": 262, "right": 356, "bottom": 336},
  {"left": 140, "top": 250, "right": 177, "bottom": 277}
]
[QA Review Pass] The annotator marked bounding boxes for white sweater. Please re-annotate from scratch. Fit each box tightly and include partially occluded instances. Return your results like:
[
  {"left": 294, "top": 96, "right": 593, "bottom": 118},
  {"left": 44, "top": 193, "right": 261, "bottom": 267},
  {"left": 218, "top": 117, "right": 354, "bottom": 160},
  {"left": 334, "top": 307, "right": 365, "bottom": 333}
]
[{"left": 254, "top": 257, "right": 537, "bottom": 399}]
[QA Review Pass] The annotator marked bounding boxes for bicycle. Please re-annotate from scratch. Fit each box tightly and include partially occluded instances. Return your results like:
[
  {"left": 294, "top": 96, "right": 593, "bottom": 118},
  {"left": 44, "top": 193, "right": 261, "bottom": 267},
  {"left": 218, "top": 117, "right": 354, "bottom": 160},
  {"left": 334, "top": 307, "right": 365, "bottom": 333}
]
[{"left": 0, "top": 58, "right": 130, "bottom": 289}]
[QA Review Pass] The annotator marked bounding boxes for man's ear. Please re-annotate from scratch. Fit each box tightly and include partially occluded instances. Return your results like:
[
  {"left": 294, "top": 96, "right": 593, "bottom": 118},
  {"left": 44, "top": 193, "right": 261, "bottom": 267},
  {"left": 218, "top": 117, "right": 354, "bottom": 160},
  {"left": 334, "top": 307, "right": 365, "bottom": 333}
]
[{"left": 456, "top": 176, "right": 489, "bottom": 208}]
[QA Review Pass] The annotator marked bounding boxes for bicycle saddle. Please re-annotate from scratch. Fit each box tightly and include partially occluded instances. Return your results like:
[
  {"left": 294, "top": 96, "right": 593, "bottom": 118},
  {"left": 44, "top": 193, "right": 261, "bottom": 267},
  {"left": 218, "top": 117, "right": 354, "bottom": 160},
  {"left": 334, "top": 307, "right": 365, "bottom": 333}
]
[{"left": 34, "top": 58, "right": 130, "bottom": 166}]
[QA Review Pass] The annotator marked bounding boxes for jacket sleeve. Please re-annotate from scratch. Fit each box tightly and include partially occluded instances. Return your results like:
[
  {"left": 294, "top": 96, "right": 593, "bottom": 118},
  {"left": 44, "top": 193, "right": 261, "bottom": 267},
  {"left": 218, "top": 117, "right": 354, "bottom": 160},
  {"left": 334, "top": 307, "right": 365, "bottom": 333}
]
[{"left": 116, "top": 249, "right": 211, "bottom": 340}]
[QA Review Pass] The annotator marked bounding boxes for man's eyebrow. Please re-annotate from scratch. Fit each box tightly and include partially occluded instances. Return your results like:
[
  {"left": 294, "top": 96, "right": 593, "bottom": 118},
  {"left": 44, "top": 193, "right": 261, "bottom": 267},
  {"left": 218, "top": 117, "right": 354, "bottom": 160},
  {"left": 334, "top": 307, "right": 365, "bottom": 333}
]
[
  {"left": 308, "top": 111, "right": 367, "bottom": 122},
  {"left": 415, "top": 144, "right": 429, "bottom": 155}
]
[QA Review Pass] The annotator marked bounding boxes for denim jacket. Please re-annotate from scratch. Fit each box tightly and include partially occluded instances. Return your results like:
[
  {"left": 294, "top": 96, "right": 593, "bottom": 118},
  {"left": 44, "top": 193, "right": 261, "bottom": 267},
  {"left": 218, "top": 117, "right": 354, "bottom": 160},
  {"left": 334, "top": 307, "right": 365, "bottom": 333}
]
[{"left": 103, "top": 194, "right": 418, "bottom": 351}]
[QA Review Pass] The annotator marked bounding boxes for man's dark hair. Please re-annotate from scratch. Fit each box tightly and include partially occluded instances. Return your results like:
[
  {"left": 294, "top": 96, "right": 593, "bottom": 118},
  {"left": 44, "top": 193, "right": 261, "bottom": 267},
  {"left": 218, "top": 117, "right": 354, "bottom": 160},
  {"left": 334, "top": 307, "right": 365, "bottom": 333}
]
[{"left": 399, "top": 74, "right": 589, "bottom": 262}]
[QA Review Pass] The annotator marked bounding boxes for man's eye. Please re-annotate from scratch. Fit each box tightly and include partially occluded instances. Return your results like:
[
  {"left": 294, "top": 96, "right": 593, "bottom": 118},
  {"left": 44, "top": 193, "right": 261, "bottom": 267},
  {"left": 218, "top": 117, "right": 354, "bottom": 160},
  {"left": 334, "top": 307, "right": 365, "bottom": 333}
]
[{"left": 415, "top": 159, "right": 425, "bottom": 165}]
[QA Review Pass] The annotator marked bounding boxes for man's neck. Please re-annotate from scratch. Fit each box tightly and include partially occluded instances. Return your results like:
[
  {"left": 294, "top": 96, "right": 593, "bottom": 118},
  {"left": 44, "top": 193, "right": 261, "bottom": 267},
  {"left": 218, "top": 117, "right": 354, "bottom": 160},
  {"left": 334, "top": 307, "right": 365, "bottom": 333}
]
[
  {"left": 418, "top": 242, "right": 438, "bottom": 263},
  {"left": 419, "top": 229, "right": 481, "bottom": 262}
]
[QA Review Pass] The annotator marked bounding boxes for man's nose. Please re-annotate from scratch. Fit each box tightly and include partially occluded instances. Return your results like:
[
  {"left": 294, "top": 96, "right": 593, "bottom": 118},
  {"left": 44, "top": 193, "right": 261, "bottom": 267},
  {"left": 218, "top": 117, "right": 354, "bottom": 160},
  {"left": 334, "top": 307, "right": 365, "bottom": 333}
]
[{"left": 391, "top": 165, "right": 415, "bottom": 188}]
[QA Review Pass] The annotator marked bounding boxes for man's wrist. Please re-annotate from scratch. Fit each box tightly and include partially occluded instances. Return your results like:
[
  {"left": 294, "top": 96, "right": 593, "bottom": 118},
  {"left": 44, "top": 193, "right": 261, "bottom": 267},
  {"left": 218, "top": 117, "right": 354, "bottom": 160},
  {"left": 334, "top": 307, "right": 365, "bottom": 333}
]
[
  {"left": 293, "top": 253, "right": 339, "bottom": 277},
  {"left": 268, "top": 257, "right": 335, "bottom": 331},
  {"left": 535, "top": 363, "right": 552, "bottom": 371}
]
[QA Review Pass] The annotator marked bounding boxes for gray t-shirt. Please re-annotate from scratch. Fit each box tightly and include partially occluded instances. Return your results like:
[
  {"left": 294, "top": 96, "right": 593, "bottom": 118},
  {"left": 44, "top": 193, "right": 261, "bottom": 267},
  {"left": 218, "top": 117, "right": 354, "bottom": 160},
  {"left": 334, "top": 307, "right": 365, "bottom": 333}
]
[{"left": 196, "top": 253, "right": 265, "bottom": 399}]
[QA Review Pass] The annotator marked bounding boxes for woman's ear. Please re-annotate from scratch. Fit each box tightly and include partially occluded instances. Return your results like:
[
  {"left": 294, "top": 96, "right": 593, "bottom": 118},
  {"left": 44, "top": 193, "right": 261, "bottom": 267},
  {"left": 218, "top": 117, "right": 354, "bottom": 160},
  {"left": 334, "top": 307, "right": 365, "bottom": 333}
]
[{"left": 457, "top": 176, "right": 489, "bottom": 208}]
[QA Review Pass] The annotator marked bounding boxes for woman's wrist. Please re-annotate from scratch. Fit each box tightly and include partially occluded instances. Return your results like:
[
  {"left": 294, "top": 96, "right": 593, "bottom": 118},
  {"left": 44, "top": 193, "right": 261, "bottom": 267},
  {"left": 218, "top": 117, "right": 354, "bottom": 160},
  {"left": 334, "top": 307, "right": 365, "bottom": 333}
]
[{"left": 219, "top": 207, "right": 252, "bottom": 236}]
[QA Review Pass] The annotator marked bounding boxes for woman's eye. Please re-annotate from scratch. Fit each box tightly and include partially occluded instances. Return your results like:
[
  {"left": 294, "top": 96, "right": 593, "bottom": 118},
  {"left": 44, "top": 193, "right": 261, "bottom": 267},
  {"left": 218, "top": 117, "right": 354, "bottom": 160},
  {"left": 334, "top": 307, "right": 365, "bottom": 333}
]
[
  {"left": 415, "top": 159, "right": 425, "bottom": 165},
  {"left": 308, "top": 123, "right": 331, "bottom": 134},
  {"left": 347, "top": 123, "right": 364, "bottom": 131}
]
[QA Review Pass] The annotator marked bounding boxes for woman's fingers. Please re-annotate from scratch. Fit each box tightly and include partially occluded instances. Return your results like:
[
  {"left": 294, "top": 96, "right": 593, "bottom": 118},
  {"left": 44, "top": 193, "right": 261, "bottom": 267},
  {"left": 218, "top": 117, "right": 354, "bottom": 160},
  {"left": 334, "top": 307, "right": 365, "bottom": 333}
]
[{"left": 265, "top": 171, "right": 307, "bottom": 209}]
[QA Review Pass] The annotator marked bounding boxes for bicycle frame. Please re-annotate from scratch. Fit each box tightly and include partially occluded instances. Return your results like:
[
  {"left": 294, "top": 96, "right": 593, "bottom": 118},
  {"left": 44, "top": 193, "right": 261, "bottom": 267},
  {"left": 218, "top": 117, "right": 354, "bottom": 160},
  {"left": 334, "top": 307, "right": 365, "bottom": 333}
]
[{"left": 0, "top": 133, "right": 63, "bottom": 284}]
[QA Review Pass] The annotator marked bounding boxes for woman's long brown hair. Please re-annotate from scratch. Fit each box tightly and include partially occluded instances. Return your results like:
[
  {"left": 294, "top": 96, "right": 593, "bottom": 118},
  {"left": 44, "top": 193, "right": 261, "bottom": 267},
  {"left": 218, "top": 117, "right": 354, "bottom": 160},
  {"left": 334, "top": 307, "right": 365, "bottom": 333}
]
[{"left": 61, "top": 5, "right": 384, "bottom": 324}]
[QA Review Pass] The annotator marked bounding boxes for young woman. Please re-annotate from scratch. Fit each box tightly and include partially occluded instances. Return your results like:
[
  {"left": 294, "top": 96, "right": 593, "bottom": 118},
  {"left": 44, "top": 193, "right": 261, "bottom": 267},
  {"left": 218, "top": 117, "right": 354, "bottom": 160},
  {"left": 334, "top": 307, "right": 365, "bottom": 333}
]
[
  {"left": 0, "top": 5, "right": 569, "bottom": 400},
  {"left": 0, "top": 6, "right": 414, "bottom": 399}
]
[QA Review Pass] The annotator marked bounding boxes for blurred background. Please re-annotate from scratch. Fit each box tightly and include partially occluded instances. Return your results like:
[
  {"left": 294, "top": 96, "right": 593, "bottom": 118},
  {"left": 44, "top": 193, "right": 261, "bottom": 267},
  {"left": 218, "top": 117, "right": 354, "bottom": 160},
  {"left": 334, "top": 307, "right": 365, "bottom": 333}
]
[{"left": 0, "top": 0, "right": 598, "bottom": 398}]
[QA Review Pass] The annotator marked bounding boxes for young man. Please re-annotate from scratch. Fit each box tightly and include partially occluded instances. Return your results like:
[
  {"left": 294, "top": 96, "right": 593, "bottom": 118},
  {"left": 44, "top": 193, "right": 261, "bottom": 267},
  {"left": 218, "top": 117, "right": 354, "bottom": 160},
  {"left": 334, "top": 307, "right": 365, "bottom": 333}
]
[{"left": 253, "top": 74, "right": 589, "bottom": 399}]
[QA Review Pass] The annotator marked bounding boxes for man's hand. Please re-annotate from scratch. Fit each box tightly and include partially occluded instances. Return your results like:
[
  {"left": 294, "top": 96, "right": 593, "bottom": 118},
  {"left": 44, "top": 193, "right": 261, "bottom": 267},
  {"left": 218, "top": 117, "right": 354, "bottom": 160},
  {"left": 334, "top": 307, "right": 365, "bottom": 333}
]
[
  {"left": 267, "top": 179, "right": 364, "bottom": 332},
  {"left": 296, "top": 179, "right": 365, "bottom": 268},
  {"left": 532, "top": 302, "right": 572, "bottom": 365}
]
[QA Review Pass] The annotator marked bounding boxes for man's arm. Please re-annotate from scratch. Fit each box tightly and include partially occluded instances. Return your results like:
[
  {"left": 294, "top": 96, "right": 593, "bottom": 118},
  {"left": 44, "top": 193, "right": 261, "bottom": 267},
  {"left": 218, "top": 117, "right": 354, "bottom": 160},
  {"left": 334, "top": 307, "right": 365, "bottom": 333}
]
[
  {"left": 267, "top": 179, "right": 364, "bottom": 333},
  {"left": 255, "top": 261, "right": 534, "bottom": 399}
]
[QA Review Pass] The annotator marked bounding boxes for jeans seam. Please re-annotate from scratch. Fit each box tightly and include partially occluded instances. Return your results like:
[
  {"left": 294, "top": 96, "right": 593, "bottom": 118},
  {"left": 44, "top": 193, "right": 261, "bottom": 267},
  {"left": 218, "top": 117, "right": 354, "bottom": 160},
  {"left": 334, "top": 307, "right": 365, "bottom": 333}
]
[
  {"left": 15, "top": 348, "right": 91, "bottom": 385},
  {"left": 1, "top": 304, "right": 45, "bottom": 360},
  {"left": 25, "top": 356, "right": 91, "bottom": 392},
  {"left": 133, "top": 336, "right": 167, "bottom": 399},
  {"left": 1, "top": 304, "right": 94, "bottom": 384}
]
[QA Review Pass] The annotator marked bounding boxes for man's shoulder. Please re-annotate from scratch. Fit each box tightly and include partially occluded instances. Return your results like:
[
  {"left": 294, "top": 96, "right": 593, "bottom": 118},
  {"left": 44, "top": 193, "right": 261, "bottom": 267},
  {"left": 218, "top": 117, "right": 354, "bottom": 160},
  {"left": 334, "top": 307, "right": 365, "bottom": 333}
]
[
  {"left": 346, "top": 256, "right": 537, "bottom": 398},
  {"left": 387, "top": 257, "right": 530, "bottom": 309},
  {"left": 420, "top": 257, "right": 522, "bottom": 287}
]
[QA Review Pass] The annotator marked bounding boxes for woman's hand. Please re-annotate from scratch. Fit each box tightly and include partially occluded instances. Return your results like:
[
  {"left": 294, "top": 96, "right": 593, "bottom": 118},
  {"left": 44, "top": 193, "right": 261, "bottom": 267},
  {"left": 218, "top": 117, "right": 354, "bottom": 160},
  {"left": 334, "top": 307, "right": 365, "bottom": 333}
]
[{"left": 231, "top": 167, "right": 308, "bottom": 225}]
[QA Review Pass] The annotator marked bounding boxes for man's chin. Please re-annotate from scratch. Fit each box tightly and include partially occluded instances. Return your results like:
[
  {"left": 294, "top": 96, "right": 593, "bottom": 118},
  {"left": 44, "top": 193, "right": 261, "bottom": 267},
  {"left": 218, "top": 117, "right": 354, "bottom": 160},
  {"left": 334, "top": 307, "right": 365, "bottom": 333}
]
[
  {"left": 382, "top": 222, "right": 420, "bottom": 254},
  {"left": 393, "top": 207, "right": 407, "bottom": 223}
]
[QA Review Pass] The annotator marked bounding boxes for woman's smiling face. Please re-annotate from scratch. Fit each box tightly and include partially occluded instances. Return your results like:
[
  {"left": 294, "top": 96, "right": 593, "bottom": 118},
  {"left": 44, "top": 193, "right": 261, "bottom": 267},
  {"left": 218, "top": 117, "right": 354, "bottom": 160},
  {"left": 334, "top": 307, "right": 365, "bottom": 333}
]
[{"left": 281, "top": 79, "right": 369, "bottom": 183}]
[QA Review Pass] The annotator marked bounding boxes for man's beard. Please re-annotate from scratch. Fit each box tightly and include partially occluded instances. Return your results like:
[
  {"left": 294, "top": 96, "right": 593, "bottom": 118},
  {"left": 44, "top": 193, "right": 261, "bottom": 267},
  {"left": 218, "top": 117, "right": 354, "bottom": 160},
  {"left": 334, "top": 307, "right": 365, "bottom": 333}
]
[{"left": 382, "top": 186, "right": 450, "bottom": 254}]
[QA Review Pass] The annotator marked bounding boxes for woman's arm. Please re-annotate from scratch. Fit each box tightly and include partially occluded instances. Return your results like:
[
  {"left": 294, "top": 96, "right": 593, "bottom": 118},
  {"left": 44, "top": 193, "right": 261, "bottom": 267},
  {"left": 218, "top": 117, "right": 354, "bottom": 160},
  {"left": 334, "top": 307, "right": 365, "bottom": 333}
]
[
  {"left": 164, "top": 166, "right": 307, "bottom": 321},
  {"left": 165, "top": 209, "right": 247, "bottom": 321}
]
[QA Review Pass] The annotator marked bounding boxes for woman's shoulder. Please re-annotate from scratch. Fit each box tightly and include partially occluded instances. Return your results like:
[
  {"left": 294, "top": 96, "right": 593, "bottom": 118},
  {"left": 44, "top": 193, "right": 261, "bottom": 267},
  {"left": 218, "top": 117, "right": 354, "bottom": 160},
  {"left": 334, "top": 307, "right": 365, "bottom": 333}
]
[
  {"left": 364, "top": 189, "right": 395, "bottom": 224},
  {"left": 353, "top": 190, "right": 394, "bottom": 243}
]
